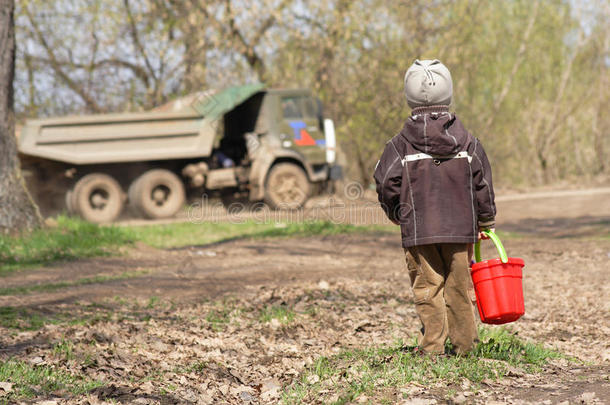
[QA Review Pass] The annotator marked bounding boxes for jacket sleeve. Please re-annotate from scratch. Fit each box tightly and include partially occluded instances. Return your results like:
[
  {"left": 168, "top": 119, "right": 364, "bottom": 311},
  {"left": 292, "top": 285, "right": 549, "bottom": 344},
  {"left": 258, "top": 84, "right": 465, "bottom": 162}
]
[
  {"left": 471, "top": 139, "right": 496, "bottom": 229},
  {"left": 374, "top": 138, "right": 403, "bottom": 223}
]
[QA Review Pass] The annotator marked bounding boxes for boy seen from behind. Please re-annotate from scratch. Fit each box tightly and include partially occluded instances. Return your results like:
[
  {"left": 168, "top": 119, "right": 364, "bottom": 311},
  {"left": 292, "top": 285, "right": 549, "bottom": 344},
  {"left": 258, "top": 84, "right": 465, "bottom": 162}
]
[{"left": 374, "top": 59, "right": 496, "bottom": 355}]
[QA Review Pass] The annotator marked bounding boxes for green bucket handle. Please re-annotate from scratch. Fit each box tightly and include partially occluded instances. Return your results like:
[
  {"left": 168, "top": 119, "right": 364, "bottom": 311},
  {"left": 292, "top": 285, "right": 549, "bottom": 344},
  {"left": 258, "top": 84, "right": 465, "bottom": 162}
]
[{"left": 474, "top": 230, "right": 508, "bottom": 264}]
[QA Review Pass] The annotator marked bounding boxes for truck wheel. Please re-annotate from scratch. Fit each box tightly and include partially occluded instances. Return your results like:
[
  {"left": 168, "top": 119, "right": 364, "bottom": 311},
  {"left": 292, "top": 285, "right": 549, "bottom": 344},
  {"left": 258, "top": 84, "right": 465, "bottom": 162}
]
[
  {"left": 129, "top": 169, "right": 185, "bottom": 219},
  {"left": 264, "top": 163, "right": 311, "bottom": 210},
  {"left": 65, "top": 189, "right": 78, "bottom": 215},
  {"left": 72, "top": 174, "right": 125, "bottom": 223}
]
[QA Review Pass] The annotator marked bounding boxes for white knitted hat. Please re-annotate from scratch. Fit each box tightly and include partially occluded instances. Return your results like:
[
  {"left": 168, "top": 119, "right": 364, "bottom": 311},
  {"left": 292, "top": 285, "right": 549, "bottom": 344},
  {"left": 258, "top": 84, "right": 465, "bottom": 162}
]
[{"left": 404, "top": 59, "right": 453, "bottom": 108}]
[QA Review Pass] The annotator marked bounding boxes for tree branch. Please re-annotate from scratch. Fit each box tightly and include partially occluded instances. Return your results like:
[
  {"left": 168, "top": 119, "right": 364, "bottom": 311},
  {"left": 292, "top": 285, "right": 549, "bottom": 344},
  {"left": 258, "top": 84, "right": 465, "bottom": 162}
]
[
  {"left": 23, "top": 7, "right": 103, "bottom": 113},
  {"left": 484, "top": 0, "right": 539, "bottom": 130},
  {"left": 539, "top": 29, "right": 592, "bottom": 156},
  {"left": 224, "top": 0, "right": 266, "bottom": 77},
  {"left": 123, "top": 0, "right": 156, "bottom": 83},
  {"left": 27, "top": 55, "right": 153, "bottom": 87}
]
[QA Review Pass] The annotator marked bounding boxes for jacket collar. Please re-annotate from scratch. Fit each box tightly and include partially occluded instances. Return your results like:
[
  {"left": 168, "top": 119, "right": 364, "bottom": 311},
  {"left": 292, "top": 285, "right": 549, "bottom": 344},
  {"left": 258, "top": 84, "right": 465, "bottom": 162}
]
[{"left": 411, "top": 105, "right": 450, "bottom": 116}]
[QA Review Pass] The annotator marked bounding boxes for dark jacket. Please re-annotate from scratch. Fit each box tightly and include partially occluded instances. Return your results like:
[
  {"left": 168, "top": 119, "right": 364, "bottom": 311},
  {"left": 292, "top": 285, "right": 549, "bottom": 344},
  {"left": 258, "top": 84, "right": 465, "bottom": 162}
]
[{"left": 374, "top": 105, "right": 495, "bottom": 248}]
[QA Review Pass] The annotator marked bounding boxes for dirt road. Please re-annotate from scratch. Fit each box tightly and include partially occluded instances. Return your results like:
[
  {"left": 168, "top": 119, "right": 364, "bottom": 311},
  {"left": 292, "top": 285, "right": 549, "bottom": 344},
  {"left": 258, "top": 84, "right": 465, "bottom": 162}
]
[{"left": 115, "top": 187, "right": 610, "bottom": 230}]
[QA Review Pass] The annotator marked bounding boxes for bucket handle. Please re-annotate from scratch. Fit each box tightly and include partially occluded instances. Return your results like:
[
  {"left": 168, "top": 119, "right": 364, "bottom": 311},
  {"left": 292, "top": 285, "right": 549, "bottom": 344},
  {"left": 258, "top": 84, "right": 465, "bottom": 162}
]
[{"left": 474, "top": 230, "right": 508, "bottom": 264}]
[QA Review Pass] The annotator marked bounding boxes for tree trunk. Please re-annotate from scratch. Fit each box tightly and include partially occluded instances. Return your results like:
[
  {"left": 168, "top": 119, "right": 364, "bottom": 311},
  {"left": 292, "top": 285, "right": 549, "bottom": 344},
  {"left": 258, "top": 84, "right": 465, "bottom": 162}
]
[{"left": 0, "top": 0, "right": 42, "bottom": 233}]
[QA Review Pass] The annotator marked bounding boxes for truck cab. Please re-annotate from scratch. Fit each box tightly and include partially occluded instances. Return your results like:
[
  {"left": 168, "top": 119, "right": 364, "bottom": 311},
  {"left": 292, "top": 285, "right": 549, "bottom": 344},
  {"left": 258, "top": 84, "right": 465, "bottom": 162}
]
[{"left": 211, "top": 88, "right": 339, "bottom": 208}]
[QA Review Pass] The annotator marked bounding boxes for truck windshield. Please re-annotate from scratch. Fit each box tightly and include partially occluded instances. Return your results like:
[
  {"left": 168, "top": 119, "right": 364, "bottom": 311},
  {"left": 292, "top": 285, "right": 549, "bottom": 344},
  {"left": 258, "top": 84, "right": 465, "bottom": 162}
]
[{"left": 281, "top": 97, "right": 303, "bottom": 119}]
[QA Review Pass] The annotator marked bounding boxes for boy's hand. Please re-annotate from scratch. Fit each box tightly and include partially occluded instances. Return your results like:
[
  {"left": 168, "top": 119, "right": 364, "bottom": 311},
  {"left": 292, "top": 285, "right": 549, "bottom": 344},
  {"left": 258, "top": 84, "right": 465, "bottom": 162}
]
[{"left": 478, "top": 228, "right": 495, "bottom": 240}]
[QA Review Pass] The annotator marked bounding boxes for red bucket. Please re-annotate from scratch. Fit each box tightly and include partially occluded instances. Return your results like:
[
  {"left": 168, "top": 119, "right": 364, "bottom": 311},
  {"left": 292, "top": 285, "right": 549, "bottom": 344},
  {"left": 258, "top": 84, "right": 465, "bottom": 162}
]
[{"left": 471, "top": 231, "right": 525, "bottom": 324}]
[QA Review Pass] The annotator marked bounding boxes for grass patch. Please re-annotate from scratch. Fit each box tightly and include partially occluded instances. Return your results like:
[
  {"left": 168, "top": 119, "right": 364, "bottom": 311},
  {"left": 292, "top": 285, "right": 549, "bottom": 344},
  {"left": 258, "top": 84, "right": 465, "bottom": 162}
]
[
  {"left": 205, "top": 307, "right": 234, "bottom": 331},
  {"left": 283, "top": 327, "right": 562, "bottom": 404},
  {"left": 0, "top": 215, "right": 396, "bottom": 272},
  {"left": 0, "top": 216, "right": 135, "bottom": 275},
  {"left": 129, "top": 221, "right": 256, "bottom": 249},
  {"left": 146, "top": 296, "right": 161, "bottom": 309},
  {"left": 0, "top": 307, "right": 51, "bottom": 330},
  {"left": 0, "top": 270, "right": 148, "bottom": 296},
  {"left": 260, "top": 305, "right": 296, "bottom": 324},
  {"left": 473, "top": 327, "right": 562, "bottom": 367},
  {"left": 131, "top": 220, "right": 386, "bottom": 249},
  {"left": 0, "top": 359, "right": 103, "bottom": 402},
  {"left": 179, "top": 361, "right": 208, "bottom": 374},
  {"left": 52, "top": 339, "right": 75, "bottom": 361},
  {"left": 0, "top": 304, "right": 116, "bottom": 331},
  {"left": 253, "top": 221, "right": 385, "bottom": 239},
  {"left": 0, "top": 298, "right": 162, "bottom": 331},
  {"left": 203, "top": 297, "right": 243, "bottom": 331}
]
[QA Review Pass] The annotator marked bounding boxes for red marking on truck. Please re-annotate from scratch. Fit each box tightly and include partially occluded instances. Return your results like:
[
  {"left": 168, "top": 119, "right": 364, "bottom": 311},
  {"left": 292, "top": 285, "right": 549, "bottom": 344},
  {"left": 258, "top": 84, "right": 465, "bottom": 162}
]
[{"left": 295, "top": 129, "right": 317, "bottom": 146}]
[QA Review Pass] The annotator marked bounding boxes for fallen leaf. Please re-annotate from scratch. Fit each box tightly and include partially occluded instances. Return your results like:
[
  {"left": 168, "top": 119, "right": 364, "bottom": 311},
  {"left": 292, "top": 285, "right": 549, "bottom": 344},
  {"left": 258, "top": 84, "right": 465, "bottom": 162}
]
[
  {"left": 579, "top": 392, "right": 597, "bottom": 404},
  {"left": 453, "top": 393, "right": 467, "bottom": 404},
  {"left": 29, "top": 356, "right": 46, "bottom": 366},
  {"left": 401, "top": 398, "right": 437, "bottom": 405},
  {"left": 307, "top": 374, "right": 320, "bottom": 384}
]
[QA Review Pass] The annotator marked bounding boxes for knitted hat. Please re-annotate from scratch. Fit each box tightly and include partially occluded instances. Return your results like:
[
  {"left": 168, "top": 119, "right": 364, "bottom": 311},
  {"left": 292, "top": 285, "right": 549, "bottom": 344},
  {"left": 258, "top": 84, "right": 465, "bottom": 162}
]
[{"left": 404, "top": 59, "right": 453, "bottom": 108}]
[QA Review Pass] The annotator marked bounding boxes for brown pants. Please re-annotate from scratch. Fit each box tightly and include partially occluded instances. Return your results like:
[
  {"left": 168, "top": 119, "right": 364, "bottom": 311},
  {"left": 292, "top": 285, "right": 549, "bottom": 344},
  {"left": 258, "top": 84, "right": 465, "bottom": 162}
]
[{"left": 405, "top": 243, "right": 478, "bottom": 354}]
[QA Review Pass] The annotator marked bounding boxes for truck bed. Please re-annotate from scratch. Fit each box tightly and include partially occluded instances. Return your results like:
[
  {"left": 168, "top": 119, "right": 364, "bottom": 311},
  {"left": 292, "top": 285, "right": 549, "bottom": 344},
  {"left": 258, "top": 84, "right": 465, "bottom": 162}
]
[{"left": 18, "top": 111, "right": 218, "bottom": 165}]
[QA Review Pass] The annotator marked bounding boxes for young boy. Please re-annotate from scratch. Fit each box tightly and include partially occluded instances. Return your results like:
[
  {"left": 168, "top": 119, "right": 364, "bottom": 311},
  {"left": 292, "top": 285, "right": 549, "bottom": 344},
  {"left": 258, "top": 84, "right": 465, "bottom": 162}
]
[{"left": 374, "top": 59, "right": 496, "bottom": 355}]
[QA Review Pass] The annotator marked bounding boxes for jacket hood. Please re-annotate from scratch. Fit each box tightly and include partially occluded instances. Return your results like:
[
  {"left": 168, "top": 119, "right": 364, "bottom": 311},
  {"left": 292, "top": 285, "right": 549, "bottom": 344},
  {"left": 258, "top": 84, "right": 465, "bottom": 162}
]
[{"left": 400, "top": 106, "right": 469, "bottom": 156}]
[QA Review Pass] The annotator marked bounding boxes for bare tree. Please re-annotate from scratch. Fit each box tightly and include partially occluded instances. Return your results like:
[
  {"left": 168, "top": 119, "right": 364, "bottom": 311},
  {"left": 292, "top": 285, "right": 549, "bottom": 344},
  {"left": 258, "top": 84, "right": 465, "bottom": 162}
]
[
  {"left": 0, "top": 0, "right": 41, "bottom": 232},
  {"left": 18, "top": 0, "right": 185, "bottom": 114}
]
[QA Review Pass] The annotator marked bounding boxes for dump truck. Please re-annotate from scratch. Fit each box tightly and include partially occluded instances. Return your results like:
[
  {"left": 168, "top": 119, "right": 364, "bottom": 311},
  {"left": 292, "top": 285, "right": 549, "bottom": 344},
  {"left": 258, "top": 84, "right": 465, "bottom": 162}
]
[{"left": 18, "top": 84, "right": 342, "bottom": 223}]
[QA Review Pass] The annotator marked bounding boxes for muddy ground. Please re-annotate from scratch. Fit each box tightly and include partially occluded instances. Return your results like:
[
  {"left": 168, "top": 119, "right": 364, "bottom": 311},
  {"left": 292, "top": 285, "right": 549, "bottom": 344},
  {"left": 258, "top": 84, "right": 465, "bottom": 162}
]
[{"left": 1, "top": 191, "right": 609, "bottom": 404}]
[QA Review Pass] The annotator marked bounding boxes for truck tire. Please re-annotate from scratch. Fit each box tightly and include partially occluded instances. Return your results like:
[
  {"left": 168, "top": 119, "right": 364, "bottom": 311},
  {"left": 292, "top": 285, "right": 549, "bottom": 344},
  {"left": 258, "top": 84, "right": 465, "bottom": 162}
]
[
  {"left": 264, "top": 163, "right": 311, "bottom": 210},
  {"left": 129, "top": 169, "right": 185, "bottom": 219},
  {"left": 72, "top": 174, "right": 125, "bottom": 223},
  {"left": 65, "top": 189, "right": 78, "bottom": 215}
]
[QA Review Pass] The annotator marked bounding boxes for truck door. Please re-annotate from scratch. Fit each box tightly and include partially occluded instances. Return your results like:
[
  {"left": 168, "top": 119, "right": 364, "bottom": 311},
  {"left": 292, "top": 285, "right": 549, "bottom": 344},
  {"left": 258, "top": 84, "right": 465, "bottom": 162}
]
[{"left": 279, "top": 96, "right": 326, "bottom": 164}]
